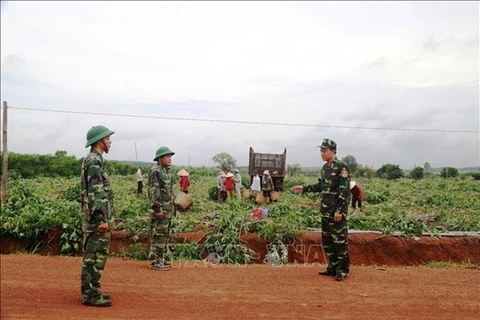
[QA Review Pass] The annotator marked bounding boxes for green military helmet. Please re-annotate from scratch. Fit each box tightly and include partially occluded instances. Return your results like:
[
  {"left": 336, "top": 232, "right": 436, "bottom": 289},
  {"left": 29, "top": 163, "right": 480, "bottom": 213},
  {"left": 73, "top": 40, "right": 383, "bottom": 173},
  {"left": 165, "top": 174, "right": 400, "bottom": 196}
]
[
  {"left": 85, "top": 125, "right": 115, "bottom": 148},
  {"left": 153, "top": 146, "right": 175, "bottom": 161}
]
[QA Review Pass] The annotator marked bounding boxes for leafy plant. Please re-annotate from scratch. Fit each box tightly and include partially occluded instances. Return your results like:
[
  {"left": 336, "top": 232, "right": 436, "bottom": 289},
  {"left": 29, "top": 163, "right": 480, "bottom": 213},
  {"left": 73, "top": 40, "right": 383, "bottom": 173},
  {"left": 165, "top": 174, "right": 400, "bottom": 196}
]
[
  {"left": 203, "top": 206, "right": 255, "bottom": 264},
  {"left": 114, "top": 243, "right": 149, "bottom": 260}
]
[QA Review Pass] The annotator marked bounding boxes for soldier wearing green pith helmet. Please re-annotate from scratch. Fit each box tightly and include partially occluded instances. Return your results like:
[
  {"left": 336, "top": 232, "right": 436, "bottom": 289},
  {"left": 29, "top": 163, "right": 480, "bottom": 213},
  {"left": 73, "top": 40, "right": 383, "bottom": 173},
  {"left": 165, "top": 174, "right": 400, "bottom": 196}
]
[
  {"left": 80, "top": 125, "right": 115, "bottom": 307},
  {"left": 291, "top": 138, "right": 351, "bottom": 282},
  {"left": 147, "top": 146, "right": 176, "bottom": 271}
]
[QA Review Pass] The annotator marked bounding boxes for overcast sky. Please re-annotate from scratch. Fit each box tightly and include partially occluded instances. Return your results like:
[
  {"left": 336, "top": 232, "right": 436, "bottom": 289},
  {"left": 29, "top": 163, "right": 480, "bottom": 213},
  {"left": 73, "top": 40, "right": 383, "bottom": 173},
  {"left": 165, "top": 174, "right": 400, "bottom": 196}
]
[{"left": 1, "top": 1, "right": 479, "bottom": 170}]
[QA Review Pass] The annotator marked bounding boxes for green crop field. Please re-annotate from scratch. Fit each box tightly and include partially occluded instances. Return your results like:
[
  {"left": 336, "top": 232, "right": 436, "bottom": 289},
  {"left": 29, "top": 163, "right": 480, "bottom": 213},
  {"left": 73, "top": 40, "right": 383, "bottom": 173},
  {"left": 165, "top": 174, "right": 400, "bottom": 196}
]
[{"left": 1, "top": 172, "right": 479, "bottom": 263}]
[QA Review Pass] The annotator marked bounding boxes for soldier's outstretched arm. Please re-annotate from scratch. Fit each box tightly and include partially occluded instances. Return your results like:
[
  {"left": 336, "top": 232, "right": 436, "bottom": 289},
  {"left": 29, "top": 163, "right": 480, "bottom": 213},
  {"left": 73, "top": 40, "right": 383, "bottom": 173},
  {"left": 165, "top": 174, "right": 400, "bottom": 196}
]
[{"left": 302, "top": 177, "right": 323, "bottom": 193}]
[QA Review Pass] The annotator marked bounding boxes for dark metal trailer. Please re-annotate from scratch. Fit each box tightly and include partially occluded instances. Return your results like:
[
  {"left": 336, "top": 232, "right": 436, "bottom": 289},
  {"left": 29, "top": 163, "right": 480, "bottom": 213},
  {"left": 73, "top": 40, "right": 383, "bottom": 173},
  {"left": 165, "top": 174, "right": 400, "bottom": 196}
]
[{"left": 248, "top": 147, "right": 287, "bottom": 191}]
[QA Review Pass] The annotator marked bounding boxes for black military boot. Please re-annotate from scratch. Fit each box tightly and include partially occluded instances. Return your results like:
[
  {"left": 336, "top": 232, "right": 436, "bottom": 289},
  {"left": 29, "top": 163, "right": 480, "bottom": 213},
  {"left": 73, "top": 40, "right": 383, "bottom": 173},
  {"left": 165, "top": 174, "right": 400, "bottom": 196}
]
[
  {"left": 83, "top": 297, "right": 112, "bottom": 307},
  {"left": 318, "top": 269, "right": 336, "bottom": 276},
  {"left": 100, "top": 292, "right": 111, "bottom": 300},
  {"left": 150, "top": 262, "right": 171, "bottom": 271},
  {"left": 335, "top": 273, "right": 347, "bottom": 282}
]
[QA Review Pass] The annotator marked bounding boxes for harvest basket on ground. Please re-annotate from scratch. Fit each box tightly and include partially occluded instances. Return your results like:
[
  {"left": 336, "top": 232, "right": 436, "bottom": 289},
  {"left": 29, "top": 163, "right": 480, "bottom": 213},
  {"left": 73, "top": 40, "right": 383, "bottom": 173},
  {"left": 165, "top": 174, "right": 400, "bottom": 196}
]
[
  {"left": 270, "top": 191, "right": 282, "bottom": 202},
  {"left": 175, "top": 192, "right": 193, "bottom": 210},
  {"left": 242, "top": 188, "right": 252, "bottom": 199},
  {"left": 255, "top": 193, "right": 267, "bottom": 205}
]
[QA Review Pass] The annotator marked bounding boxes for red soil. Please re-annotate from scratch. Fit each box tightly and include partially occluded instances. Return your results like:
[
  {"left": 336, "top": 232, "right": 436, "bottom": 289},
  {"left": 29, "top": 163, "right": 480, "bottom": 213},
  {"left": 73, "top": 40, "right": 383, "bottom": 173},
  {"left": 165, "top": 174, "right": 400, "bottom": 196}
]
[{"left": 1, "top": 254, "right": 479, "bottom": 320}]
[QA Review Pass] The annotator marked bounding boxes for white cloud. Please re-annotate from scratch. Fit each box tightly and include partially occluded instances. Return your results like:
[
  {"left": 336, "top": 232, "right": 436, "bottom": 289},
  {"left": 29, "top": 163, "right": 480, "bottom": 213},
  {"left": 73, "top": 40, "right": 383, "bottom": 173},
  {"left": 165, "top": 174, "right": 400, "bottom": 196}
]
[{"left": 1, "top": 1, "right": 478, "bottom": 169}]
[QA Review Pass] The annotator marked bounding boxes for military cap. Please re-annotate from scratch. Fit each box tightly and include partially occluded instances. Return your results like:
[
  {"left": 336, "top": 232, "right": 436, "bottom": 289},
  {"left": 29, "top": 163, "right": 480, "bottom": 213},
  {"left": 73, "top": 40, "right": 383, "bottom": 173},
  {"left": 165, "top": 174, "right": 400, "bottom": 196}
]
[{"left": 318, "top": 138, "right": 337, "bottom": 150}]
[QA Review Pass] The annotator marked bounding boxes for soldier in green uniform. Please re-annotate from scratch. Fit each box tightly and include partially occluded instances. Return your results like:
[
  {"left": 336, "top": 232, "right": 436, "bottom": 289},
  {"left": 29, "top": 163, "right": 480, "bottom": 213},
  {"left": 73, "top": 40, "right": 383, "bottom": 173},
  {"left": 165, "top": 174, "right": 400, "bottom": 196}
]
[
  {"left": 80, "top": 125, "right": 115, "bottom": 307},
  {"left": 291, "top": 138, "right": 351, "bottom": 281},
  {"left": 148, "top": 146, "right": 176, "bottom": 271}
]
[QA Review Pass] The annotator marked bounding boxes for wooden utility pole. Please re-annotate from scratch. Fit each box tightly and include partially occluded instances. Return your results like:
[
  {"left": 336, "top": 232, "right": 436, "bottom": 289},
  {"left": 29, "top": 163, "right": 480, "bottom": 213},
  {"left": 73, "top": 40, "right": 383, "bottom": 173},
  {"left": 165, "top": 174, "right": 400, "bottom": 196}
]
[{"left": 1, "top": 101, "right": 8, "bottom": 206}]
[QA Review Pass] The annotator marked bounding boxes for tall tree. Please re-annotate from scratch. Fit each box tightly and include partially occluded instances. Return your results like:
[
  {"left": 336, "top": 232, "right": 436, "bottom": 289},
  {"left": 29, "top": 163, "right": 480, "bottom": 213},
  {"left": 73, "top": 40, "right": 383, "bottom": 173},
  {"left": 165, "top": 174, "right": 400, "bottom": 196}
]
[
  {"left": 356, "top": 165, "right": 376, "bottom": 178},
  {"left": 54, "top": 150, "right": 68, "bottom": 157},
  {"left": 341, "top": 155, "right": 358, "bottom": 174},
  {"left": 410, "top": 166, "right": 424, "bottom": 180},
  {"left": 440, "top": 167, "right": 459, "bottom": 179},
  {"left": 212, "top": 153, "right": 237, "bottom": 173},
  {"left": 376, "top": 163, "right": 405, "bottom": 180},
  {"left": 423, "top": 162, "right": 431, "bottom": 174}
]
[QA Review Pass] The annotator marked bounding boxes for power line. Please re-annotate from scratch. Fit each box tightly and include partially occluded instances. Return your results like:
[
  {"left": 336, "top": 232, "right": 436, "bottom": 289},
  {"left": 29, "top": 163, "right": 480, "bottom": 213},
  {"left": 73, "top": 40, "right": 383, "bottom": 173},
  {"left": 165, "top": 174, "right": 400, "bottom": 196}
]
[{"left": 8, "top": 105, "right": 480, "bottom": 133}]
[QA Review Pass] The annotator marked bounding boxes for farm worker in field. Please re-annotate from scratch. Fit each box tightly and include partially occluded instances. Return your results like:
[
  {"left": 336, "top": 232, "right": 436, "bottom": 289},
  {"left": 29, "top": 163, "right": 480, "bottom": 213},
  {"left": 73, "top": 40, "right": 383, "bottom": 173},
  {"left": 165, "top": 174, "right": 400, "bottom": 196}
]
[
  {"left": 291, "top": 138, "right": 351, "bottom": 282},
  {"left": 349, "top": 181, "right": 363, "bottom": 214},
  {"left": 262, "top": 170, "right": 275, "bottom": 203},
  {"left": 250, "top": 171, "right": 261, "bottom": 199},
  {"left": 234, "top": 168, "right": 242, "bottom": 201},
  {"left": 217, "top": 171, "right": 227, "bottom": 202},
  {"left": 80, "top": 125, "right": 115, "bottom": 307},
  {"left": 137, "top": 167, "right": 144, "bottom": 195},
  {"left": 147, "top": 146, "right": 176, "bottom": 271},
  {"left": 177, "top": 169, "right": 190, "bottom": 193},
  {"left": 224, "top": 172, "right": 236, "bottom": 199}
]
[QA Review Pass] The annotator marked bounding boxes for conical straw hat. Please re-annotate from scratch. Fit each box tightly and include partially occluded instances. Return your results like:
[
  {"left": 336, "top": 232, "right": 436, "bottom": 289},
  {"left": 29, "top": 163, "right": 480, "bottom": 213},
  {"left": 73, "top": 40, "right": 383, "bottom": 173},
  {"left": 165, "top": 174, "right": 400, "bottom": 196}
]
[{"left": 177, "top": 169, "right": 189, "bottom": 176}]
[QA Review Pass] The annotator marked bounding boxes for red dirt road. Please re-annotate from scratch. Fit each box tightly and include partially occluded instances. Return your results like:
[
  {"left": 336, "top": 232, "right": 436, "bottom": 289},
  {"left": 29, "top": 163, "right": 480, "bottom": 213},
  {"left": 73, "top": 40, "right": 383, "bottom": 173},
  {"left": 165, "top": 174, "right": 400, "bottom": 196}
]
[{"left": 1, "top": 254, "right": 479, "bottom": 320}]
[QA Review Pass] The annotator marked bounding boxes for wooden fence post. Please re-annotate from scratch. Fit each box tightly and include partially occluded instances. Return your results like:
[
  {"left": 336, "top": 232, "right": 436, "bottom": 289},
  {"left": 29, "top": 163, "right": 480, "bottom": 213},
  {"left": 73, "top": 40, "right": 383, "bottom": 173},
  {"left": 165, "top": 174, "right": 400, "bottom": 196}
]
[{"left": 1, "top": 101, "right": 8, "bottom": 206}]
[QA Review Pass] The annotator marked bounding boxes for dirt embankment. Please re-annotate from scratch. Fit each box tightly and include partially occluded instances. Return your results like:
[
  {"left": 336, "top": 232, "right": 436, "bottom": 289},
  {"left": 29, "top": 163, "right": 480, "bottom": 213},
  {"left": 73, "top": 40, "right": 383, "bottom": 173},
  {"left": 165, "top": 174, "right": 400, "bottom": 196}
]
[{"left": 1, "top": 230, "right": 479, "bottom": 266}]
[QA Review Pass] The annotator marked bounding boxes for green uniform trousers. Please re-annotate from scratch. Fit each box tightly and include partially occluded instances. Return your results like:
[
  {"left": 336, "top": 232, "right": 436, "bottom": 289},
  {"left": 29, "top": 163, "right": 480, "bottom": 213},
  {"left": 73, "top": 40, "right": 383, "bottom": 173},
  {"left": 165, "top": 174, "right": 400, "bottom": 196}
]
[
  {"left": 81, "top": 231, "right": 110, "bottom": 302},
  {"left": 321, "top": 216, "right": 350, "bottom": 276},
  {"left": 149, "top": 217, "right": 172, "bottom": 265}
]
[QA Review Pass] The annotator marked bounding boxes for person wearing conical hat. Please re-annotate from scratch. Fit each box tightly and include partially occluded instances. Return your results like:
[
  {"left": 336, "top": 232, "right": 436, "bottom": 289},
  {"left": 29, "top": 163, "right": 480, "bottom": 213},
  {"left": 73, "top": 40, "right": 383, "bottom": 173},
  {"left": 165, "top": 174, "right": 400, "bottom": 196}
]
[
  {"left": 349, "top": 181, "right": 363, "bottom": 215},
  {"left": 177, "top": 169, "right": 190, "bottom": 193},
  {"left": 224, "top": 172, "right": 236, "bottom": 199}
]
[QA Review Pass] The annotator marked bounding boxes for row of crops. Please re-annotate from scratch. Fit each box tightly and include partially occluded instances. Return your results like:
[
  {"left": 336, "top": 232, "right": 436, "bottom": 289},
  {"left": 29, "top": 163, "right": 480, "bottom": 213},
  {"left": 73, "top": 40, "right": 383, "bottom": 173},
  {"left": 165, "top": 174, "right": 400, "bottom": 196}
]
[{"left": 1, "top": 173, "right": 479, "bottom": 262}]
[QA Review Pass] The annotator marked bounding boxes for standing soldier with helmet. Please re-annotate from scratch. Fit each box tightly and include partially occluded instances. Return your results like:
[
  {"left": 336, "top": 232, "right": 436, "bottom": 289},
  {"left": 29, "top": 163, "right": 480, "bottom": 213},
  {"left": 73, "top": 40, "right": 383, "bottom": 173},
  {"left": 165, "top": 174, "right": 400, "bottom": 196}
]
[
  {"left": 80, "top": 125, "right": 115, "bottom": 307},
  {"left": 291, "top": 138, "right": 351, "bottom": 282},
  {"left": 148, "top": 146, "right": 176, "bottom": 271}
]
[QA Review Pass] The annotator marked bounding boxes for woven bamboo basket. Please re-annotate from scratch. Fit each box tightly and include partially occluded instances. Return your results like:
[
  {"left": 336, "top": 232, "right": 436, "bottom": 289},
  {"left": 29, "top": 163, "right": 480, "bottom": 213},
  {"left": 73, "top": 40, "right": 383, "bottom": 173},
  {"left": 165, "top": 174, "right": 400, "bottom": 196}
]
[
  {"left": 255, "top": 193, "right": 267, "bottom": 205},
  {"left": 241, "top": 188, "right": 252, "bottom": 199},
  {"left": 270, "top": 191, "right": 282, "bottom": 202},
  {"left": 175, "top": 191, "right": 193, "bottom": 211}
]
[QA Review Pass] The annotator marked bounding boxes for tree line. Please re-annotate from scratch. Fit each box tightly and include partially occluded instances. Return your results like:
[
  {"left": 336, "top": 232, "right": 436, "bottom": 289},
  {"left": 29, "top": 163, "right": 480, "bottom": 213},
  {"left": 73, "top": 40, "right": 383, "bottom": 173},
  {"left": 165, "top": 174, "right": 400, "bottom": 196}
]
[
  {"left": 287, "top": 155, "right": 480, "bottom": 180},
  {"left": 2, "top": 151, "right": 139, "bottom": 179},
  {"left": 2, "top": 151, "right": 479, "bottom": 180}
]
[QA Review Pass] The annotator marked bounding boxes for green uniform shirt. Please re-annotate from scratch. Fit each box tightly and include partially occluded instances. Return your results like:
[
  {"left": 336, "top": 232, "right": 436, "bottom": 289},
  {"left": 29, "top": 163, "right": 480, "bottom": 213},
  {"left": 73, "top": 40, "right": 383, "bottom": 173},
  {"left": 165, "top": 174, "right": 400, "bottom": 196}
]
[
  {"left": 148, "top": 164, "right": 176, "bottom": 219},
  {"left": 303, "top": 159, "right": 350, "bottom": 217},
  {"left": 80, "top": 149, "right": 115, "bottom": 232}
]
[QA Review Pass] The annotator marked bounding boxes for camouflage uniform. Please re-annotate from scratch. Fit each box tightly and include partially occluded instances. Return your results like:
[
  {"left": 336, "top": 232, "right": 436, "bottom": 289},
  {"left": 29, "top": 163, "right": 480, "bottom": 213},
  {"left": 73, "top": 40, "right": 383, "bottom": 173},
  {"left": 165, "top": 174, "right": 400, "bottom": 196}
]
[
  {"left": 148, "top": 163, "right": 176, "bottom": 266},
  {"left": 80, "top": 149, "right": 114, "bottom": 303},
  {"left": 303, "top": 141, "right": 350, "bottom": 278}
]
